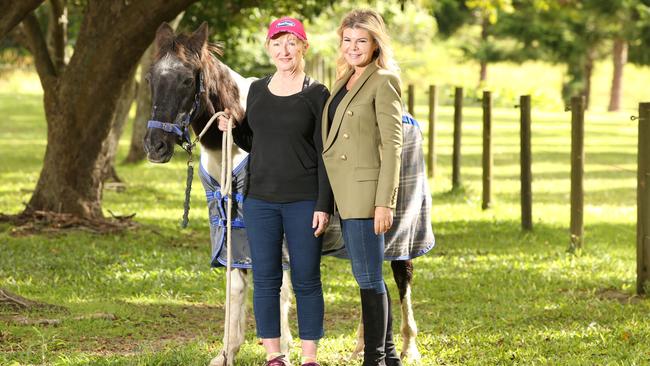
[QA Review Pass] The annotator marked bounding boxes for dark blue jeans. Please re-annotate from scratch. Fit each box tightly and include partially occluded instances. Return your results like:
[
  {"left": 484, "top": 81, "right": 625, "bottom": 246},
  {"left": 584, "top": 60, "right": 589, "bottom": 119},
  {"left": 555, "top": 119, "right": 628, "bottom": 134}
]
[
  {"left": 341, "top": 218, "right": 386, "bottom": 294},
  {"left": 243, "top": 197, "right": 324, "bottom": 340}
]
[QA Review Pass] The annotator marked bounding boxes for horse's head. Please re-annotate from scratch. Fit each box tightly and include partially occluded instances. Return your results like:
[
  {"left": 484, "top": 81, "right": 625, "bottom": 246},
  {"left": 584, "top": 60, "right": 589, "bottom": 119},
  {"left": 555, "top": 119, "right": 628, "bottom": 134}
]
[{"left": 144, "top": 22, "right": 213, "bottom": 163}]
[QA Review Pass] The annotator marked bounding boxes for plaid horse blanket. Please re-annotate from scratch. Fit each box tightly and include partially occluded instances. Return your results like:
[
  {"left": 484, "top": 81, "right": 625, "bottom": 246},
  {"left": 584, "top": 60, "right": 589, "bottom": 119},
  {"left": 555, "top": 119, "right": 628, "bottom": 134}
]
[
  {"left": 201, "top": 113, "right": 434, "bottom": 268},
  {"left": 326, "top": 113, "right": 435, "bottom": 260}
]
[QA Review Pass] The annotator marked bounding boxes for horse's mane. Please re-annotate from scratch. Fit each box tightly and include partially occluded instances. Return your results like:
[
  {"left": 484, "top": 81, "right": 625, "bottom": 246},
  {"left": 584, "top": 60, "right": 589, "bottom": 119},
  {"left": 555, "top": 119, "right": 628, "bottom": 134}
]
[{"left": 155, "top": 34, "right": 244, "bottom": 122}]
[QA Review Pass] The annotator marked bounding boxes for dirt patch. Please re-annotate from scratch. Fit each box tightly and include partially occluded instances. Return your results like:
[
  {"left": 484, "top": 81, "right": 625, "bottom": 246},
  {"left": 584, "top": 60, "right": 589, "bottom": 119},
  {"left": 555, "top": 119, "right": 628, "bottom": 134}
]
[
  {"left": 0, "top": 210, "right": 137, "bottom": 236},
  {"left": 596, "top": 288, "right": 645, "bottom": 304}
]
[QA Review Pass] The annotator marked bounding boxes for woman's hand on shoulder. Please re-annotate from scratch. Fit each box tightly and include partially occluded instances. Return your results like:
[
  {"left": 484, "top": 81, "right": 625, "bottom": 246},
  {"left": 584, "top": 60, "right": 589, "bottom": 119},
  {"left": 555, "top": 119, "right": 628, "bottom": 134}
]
[
  {"left": 374, "top": 206, "right": 393, "bottom": 235},
  {"left": 217, "top": 108, "right": 236, "bottom": 131},
  {"left": 312, "top": 211, "right": 330, "bottom": 237}
]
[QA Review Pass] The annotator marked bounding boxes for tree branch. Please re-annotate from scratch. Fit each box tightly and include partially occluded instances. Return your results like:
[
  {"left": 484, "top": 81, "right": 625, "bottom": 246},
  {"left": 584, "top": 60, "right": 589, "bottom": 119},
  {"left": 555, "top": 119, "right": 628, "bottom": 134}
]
[
  {"left": 0, "top": 0, "right": 45, "bottom": 39},
  {"left": 20, "top": 12, "right": 57, "bottom": 86},
  {"left": 47, "top": 0, "right": 67, "bottom": 72}
]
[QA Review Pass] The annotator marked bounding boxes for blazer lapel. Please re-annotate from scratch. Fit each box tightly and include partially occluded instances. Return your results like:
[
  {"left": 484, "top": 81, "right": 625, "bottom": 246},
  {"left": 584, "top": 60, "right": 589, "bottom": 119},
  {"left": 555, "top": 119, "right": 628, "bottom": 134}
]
[
  {"left": 321, "top": 71, "right": 351, "bottom": 149},
  {"left": 323, "top": 63, "right": 378, "bottom": 153}
]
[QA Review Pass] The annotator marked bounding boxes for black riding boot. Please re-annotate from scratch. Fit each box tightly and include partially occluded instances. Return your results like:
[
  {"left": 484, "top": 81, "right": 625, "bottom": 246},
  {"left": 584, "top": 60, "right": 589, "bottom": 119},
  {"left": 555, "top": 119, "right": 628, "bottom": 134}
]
[
  {"left": 384, "top": 283, "right": 402, "bottom": 366},
  {"left": 360, "top": 288, "right": 388, "bottom": 366}
]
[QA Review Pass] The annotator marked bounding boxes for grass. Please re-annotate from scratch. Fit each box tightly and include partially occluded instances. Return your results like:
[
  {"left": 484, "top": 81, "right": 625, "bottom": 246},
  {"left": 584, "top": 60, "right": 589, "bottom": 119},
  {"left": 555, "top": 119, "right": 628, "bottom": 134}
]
[{"left": 1, "top": 70, "right": 650, "bottom": 365}]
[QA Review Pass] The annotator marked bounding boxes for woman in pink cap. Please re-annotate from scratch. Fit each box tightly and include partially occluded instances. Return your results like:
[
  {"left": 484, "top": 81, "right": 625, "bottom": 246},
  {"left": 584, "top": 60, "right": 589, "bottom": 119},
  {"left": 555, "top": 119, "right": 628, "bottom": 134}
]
[{"left": 218, "top": 16, "right": 331, "bottom": 366}]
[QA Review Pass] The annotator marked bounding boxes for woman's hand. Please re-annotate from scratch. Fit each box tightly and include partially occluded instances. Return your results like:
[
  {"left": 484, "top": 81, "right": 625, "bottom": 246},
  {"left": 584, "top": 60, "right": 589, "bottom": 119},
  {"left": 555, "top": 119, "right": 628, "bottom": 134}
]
[
  {"left": 312, "top": 211, "right": 330, "bottom": 237},
  {"left": 217, "top": 108, "right": 235, "bottom": 131},
  {"left": 374, "top": 206, "right": 393, "bottom": 235}
]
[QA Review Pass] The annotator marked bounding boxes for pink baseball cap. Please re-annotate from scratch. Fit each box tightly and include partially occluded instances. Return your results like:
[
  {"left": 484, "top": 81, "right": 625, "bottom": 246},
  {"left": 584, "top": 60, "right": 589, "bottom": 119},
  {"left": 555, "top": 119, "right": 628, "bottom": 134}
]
[{"left": 267, "top": 17, "right": 307, "bottom": 41}]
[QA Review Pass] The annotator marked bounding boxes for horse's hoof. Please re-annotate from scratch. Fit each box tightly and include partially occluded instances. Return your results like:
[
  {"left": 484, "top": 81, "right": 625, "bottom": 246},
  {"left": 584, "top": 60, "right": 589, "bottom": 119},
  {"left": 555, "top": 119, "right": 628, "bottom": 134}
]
[
  {"left": 208, "top": 353, "right": 229, "bottom": 366},
  {"left": 280, "top": 338, "right": 293, "bottom": 355},
  {"left": 350, "top": 350, "right": 362, "bottom": 360},
  {"left": 401, "top": 347, "right": 422, "bottom": 363}
]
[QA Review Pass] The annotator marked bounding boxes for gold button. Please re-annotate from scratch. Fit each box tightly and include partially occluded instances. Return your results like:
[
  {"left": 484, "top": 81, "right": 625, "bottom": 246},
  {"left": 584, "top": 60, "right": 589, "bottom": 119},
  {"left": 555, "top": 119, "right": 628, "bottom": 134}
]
[
  {"left": 346, "top": 110, "right": 353, "bottom": 116},
  {"left": 343, "top": 133, "right": 349, "bottom": 139},
  {"left": 340, "top": 154, "right": 347, "bottom": 160}
]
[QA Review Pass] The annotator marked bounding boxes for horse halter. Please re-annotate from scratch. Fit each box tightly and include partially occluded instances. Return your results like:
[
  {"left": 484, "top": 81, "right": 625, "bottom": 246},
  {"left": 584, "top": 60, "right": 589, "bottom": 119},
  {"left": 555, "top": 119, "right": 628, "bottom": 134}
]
[{"left": 147, "top": 72, "right": 205, "bottom": 152}]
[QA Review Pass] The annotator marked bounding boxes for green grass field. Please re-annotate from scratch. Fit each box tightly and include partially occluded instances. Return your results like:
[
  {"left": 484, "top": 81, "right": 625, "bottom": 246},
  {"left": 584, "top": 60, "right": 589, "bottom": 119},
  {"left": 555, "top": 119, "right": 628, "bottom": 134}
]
[{"left": 1, "top": 70, "right": 649, "bottom": 365}]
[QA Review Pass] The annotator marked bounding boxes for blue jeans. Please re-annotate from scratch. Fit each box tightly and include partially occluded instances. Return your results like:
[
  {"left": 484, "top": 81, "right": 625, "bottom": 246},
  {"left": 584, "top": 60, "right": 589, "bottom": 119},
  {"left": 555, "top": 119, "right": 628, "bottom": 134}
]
[
  {"left": 341, "top": 218, "right": 386, "bottom": 294},
  {"left": 243, "top": 197, "right": 324, "bottom": 340}
]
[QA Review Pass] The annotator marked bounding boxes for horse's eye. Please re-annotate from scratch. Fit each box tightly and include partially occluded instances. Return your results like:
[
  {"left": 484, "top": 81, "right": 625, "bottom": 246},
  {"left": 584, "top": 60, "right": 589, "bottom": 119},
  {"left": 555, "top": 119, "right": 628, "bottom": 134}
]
[{"left": 183, "top": 77, "right": 194, "bottom": 87}]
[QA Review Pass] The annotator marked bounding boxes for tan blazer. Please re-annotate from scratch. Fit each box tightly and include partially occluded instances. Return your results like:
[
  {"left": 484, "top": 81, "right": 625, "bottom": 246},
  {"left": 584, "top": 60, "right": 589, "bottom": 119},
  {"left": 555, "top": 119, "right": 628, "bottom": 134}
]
[{"left": 322, "top": 62, "right": 403, "bottom": 219}]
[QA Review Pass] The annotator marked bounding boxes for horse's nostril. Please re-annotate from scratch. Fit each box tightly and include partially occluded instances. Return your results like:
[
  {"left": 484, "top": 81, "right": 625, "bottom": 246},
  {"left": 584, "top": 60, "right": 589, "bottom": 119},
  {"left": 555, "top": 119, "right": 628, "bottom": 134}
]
[{"left": 155, "top": 141, "right": 166, "bottom": 153}]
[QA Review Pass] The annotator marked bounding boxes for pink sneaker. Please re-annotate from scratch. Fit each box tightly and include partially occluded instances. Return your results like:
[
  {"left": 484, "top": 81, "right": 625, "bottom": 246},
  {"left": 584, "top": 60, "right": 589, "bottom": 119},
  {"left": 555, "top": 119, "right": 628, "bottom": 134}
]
[{"left": 265, "top": 355, "right": 289, "bottom": 366}]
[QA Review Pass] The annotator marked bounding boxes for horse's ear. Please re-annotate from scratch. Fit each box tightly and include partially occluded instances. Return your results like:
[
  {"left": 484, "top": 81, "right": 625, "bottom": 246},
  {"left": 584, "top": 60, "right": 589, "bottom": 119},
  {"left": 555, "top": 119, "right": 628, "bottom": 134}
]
[
  {"left": 188, "top": 22, "right": 209, "bottom": 55},
  {"left": 155, "top": 22, "right": 175, "bottom": 49}
]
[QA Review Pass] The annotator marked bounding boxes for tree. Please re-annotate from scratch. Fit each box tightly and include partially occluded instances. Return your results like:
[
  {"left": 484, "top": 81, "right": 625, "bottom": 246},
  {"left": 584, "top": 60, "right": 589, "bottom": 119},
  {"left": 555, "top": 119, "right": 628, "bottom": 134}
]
[
  {"left": 14, "top": 0, "right": 196, "bottom": 221},
  {"left": 431, "top": 0, "right": 514, "bottom": 84},
  {"left": 495, "top": 0, "right": 611, "bottom": 108},
  {"left": 607, "top": 1, "right": 650, "bottom": 111},
  {"left": 0, "top": 0, "right": 44, "bottom": 39}
]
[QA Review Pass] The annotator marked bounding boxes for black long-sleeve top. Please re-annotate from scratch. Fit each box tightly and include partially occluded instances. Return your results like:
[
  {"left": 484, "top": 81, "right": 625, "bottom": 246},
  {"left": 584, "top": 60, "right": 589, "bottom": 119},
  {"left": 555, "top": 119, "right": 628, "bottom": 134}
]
[{"left": 232, "top": 76, "right": 334, "bottom": 213}]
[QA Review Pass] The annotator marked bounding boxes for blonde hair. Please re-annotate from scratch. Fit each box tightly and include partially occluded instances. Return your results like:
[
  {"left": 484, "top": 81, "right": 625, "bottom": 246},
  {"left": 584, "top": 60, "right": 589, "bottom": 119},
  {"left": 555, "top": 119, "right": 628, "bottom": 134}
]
[
  {"left": 335, "top": 9, "right": 399, "bottom": 80},
  {"left": 265, "top": 33, "right": 308, "bottom": 74}
]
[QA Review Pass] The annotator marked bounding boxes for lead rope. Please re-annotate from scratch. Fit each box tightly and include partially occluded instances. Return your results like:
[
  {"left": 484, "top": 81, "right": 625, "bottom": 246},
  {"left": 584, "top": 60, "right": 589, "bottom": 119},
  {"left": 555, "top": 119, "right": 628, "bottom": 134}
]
[
  {"left": 180, "top": 111, "right": 229, "bottom": 228},
  {"left": 220, "top": 114, "right": 234, "bottom": 364}
]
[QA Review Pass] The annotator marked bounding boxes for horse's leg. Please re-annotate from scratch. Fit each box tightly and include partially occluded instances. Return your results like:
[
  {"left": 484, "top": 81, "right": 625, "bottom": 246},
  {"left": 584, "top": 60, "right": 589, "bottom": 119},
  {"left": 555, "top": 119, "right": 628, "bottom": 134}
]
[
  {"left": 391, "top": 259, "right": 421, "bottom": 362},
  {"left": 279, "top": 269, "right": 294, "bottom": 355},
  {"left": 350, "top": 314, "right": 364, "bottom": 359},
  {"left": 210, "top": 268, "right": 249, "bottom": 366}
]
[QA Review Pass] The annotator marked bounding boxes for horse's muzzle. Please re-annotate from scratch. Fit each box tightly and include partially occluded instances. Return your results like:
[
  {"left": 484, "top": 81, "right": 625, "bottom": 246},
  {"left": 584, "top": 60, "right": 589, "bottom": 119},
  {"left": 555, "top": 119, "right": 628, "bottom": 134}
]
[{"left": 144, "top": 131, "right": 175, "bottom": 163}]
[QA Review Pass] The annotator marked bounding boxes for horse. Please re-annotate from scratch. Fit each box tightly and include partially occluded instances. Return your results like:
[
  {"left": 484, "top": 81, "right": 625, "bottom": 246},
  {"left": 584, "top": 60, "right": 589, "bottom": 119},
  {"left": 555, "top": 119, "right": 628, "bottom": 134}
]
[{"left": 143, "top": 22, "right": 433, "bottom": 366}]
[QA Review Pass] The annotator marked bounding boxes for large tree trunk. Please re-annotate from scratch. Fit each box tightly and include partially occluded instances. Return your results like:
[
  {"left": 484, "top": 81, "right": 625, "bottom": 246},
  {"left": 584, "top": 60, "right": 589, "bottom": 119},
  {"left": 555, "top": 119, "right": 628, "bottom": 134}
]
[
  {"left": 0, "top": 0, "right": 44, "bottom": 39},
  {"left": 124, "top": 11, "right": 183, "bottom": 164},
  {"left": 608, "top": 38, "right": 627, "bottom": 112},
  {"left": 22, "top": 0, "right": 196, "bottom": 220}
]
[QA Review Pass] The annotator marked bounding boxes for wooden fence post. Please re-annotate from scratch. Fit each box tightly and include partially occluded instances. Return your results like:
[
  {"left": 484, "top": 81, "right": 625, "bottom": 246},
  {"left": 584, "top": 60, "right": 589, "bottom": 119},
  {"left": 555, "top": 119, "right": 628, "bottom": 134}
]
[
  {"left": 428, "top": 85, "right": 437, "bottom": 178},
  {"left": 482, "top": 91, "right": 492, "bottom": 209},
  {"left": 637, "top": 102, "right": 650, "bottom": 295},
  {"left": 570, "top": 96, "right": 585, "bottom": 251},
  {"left": 452, "top": 87, "right": 463, "bottom": 190},
  {"left": 520, "top": 95, "right": 533, "bottom": 230},
  {"left": 408, "top": 84, "right": 415, "bottom": 116}
]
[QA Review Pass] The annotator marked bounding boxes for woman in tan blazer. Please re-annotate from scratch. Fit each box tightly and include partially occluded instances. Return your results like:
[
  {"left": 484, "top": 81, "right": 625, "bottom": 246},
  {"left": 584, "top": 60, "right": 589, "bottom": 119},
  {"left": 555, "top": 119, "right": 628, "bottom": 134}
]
[{"left": 321, "top": 9, "right": 403, "bottom": 366}]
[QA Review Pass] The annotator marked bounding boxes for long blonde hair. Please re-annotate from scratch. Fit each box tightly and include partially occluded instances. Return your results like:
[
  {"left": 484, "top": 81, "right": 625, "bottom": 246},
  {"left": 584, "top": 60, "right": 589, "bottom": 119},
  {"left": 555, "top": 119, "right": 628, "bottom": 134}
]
[{"left": 335, "top": 9, "right": 399, "bottom": 80}]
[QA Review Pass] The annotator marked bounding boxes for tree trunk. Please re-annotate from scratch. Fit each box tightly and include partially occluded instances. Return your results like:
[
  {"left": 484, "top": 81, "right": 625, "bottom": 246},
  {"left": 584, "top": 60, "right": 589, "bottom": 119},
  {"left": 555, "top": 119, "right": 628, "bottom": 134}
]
[
  {"left": 479, "top": 17, "right": 488, "bottom": 84},
  {"left": 100, "top": 68, "right": 137, "bottom": 183},
  {"left": 23, "top": 0, "right": 197, "bottom": 220},
  {"left": 608, "top": 38, "right": 627, "bottom": 112},
  {"left": 479, "top": 61, "right": 487, "bottom": 83},
  {"left": 584, "top": 49, "right": 595, "bottom": 110},
  {"left": 124, "top": 45, "right": 154, "bottom": 164},
  {"left": 0, "top": 0, "right": 44, "bottom": 38},
  {"left": 46, "top": 0, "right": 66, "bottom": 72},
  {"left": 124, "top": 11, "right": 183, "bottom": 164}
]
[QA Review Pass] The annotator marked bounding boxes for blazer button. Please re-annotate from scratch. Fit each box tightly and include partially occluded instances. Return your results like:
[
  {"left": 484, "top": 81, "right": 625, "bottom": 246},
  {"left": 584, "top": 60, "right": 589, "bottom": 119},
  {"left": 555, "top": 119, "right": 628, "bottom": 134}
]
[
  {"left": 343, "top": 133, "right": 349, "bottom": 139},
  {"left": 346, "top": 110, "right": 353, "bottom": 116},
  {"left": 340, "top": 154, "right": 347, "bottom": 160}
]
